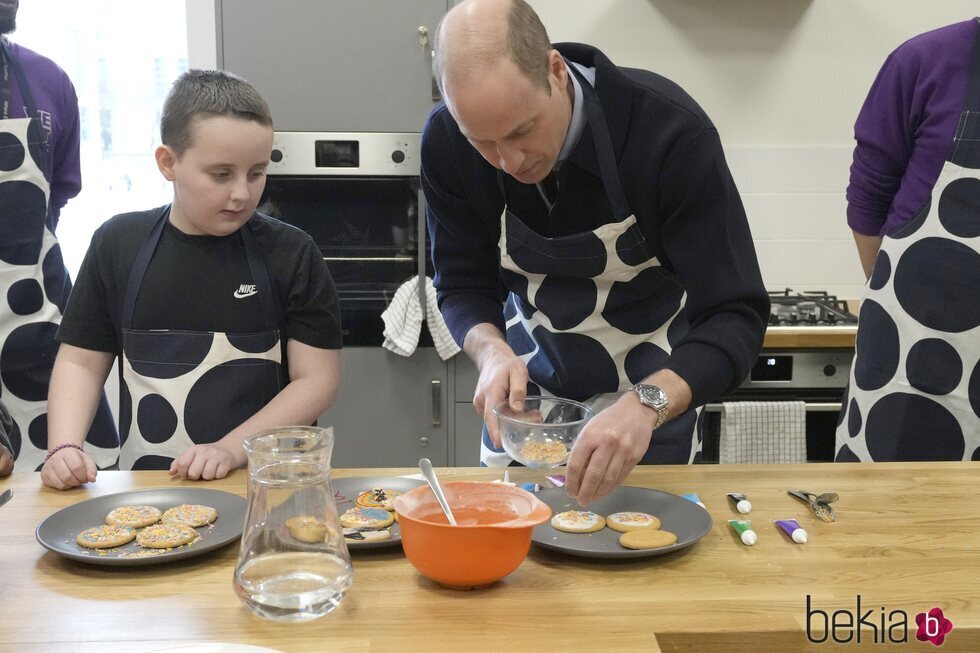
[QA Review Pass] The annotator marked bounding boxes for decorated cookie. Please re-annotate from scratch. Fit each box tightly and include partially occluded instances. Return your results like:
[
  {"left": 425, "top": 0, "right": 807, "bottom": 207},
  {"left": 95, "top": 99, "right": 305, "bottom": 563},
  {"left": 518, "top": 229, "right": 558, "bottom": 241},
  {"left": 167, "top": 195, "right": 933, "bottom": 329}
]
[
  {"left": 619, "top": 529, "right": 678, "bottom": 550},
  {"left": 606, "top": 511, "right": 662, "bottom": 533},
  {"left": 339, "top": 507, "right": 395, "bottom": 529},
  {"left": 136, "top": 523, "right": 200, "bottom": 549},
  {"left": 76, "top": 525, "right": 137, "bottom": 549},
  {"left": 161, "top": 504, "right": 218, "bottom": 527},
  {"left": 285, "top": 515, "right": 329, "bottom": 543},
  {"left": 354, "top": 488, "right": 402, "bottom": 511},
  {"left": 344, "top": 528, "right": 392, "bottom": 543},
  {"left": 551, "top": 510, "right": 606, "bottom": 533},
  {"left": 105, "top": 505, "right": 163, "bottom": 528}
]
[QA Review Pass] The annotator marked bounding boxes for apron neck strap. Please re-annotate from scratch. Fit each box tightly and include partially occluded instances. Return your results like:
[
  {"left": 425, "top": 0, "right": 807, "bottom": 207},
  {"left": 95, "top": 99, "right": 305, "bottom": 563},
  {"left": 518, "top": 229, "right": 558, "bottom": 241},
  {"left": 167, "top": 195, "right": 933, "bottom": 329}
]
[
  {"left": 964, "top": 18, "right": 980, "bottom": 112},
  {"left": 0, "top": 41, "right": 42, "bottom": 127}
]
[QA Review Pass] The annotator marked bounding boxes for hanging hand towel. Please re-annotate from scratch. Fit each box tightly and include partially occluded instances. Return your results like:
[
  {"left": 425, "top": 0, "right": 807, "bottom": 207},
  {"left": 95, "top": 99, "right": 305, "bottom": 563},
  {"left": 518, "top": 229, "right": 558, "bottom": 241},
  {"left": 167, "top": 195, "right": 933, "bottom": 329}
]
[
  {"left": 423, "top": 276, "right": 461, "bottom": 361},
  {"left": 720, "top": 401, "right": 807, "bottom": 464},
  {"left": 382, "top": 276, "right": 423, "bottom": 357}
]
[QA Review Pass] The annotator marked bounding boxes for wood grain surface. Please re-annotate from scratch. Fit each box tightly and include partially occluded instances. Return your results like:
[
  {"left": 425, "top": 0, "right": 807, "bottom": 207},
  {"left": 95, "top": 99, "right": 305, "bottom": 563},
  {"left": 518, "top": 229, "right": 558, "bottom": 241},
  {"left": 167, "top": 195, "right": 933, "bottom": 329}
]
[{"left": 1, "top": 463, "right": 978, "bottom": 652}]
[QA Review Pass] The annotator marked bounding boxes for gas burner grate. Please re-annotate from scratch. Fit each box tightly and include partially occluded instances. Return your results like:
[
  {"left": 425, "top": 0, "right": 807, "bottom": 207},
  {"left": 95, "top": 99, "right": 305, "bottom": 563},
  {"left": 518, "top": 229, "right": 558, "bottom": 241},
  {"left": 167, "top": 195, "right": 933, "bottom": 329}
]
[{"left": 767, "top": 288, "right": 858, "bottom": 327}]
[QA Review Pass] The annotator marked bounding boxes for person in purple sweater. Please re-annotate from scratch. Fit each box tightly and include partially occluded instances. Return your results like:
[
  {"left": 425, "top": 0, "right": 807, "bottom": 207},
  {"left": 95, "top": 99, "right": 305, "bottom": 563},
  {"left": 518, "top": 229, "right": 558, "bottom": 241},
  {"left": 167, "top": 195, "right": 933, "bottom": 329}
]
[
  {"left": 0, "top": 0, "right": 117, "bottom": 473},
  {"left": 423, "top": 0, "right": 768, "bottom": 504},
  {"left": 837, "top": 18, "right": 980, "bottom": 462}
]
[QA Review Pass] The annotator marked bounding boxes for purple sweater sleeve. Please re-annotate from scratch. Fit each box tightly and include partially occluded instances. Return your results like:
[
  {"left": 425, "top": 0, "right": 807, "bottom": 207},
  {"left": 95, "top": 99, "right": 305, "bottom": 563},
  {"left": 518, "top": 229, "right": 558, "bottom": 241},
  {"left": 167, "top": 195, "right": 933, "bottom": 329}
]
[
  {"left": 7, "top": 42, "right": 81, "bottom": 227},
  {"left": 846, "top": 20, "right": 975, "bottom": 236}
]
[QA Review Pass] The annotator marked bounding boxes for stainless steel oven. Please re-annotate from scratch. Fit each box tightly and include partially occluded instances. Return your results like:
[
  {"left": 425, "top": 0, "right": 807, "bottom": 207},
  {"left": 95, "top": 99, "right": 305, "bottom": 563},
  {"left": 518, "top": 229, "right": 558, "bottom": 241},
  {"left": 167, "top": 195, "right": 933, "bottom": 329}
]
[
  {"left": 258, "top": 132, "right": 429, "bottom": 346},
  {"left": 700, "top": 290, "right": 858, "bottom": 462}
]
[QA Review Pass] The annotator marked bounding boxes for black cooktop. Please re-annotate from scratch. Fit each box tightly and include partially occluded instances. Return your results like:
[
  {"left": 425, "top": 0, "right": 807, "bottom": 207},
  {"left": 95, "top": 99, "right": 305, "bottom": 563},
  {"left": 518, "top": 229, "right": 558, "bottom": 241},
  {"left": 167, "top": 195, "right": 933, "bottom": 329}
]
[{"left": 767, "top": 289, "right": 858, "bottom": 326}]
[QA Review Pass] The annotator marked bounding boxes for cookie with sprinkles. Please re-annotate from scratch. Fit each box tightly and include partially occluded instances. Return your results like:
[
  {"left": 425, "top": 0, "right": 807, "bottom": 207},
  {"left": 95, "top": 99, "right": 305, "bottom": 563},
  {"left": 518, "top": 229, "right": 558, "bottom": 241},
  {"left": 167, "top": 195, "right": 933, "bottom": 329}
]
[
  {"left": 161, "top": 504, "right": 218, "bottom": 527},
  {"left": 105, "top": 505, "right": 162, "bottom": 528},
  {"left": 606, "top": 511, "right": 662, "bottom": 533},
  {"left": 339, "top": 507, "right": 395, "bottom": 529},
  {"left": 354, "top": 488, "right": 402, "bottom": 511},
  {"left": 136, "top": 523, "right": 199, "bottom": 549},
  {"left": 551, "top": 510, "right": 606, "bottom": 533},
  {"left": 76, "top": 524, "right": 137, "bottom": 549}
]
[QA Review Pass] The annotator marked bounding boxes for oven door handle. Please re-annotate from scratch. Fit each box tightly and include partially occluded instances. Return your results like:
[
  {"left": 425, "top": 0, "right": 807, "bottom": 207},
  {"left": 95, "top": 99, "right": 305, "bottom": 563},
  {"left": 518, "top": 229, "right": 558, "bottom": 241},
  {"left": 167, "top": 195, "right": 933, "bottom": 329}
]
[{"left": 702, "top": 402, "right": 842, "bottom": 413}]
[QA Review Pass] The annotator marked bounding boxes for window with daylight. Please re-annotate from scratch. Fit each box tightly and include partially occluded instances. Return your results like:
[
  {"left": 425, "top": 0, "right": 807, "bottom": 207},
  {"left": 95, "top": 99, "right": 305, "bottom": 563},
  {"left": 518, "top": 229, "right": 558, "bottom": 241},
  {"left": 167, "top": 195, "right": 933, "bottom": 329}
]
[{"left": 13, "top": 0, "right": 188, "bottom": 278}]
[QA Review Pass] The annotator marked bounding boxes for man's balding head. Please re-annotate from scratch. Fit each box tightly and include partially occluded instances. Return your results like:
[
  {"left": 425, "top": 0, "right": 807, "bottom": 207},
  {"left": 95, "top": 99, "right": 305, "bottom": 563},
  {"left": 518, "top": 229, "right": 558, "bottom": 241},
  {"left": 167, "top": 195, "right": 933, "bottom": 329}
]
[{"left": 435, "top": 0, "right": 552, "bottom": 96}]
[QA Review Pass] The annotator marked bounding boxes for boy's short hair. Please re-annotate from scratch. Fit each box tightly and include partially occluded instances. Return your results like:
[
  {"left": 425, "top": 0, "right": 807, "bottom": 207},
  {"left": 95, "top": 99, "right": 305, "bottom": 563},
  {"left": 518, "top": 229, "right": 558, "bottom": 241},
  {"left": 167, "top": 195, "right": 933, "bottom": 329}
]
[{"left": 160, "top": 69, "right": 273, "bottom": 156}]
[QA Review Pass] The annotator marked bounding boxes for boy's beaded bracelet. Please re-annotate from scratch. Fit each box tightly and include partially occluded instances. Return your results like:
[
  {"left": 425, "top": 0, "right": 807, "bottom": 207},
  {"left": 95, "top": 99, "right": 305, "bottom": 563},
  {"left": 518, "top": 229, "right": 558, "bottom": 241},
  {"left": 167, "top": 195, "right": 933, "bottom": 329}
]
[{"left": 44, "top": 443, "right": 84, "bottom": 463}]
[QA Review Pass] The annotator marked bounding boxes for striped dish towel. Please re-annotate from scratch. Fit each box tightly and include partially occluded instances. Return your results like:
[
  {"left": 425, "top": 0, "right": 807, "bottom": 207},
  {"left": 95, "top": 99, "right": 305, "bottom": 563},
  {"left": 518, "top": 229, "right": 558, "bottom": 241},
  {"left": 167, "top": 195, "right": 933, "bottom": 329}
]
[
  {"left": 382, "top": 276, "right": 460, "bottom": 361},
  {"left": 720, "top": 401, "right": 807, "bottom": 464}
]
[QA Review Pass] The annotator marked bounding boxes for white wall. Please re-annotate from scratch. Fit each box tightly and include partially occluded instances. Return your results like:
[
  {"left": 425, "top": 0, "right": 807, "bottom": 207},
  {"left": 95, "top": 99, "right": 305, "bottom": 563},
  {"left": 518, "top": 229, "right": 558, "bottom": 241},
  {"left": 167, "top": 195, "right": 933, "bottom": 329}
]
[{"left": 526, "top": 0, "right": 978, "bottom": 299}]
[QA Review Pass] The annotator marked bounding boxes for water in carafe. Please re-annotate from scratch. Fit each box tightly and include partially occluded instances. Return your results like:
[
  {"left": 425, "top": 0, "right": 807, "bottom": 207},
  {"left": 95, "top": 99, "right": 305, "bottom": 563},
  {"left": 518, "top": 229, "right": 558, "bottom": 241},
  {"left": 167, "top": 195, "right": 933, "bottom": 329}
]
[{"left": 233, "top": 426, "right": 352, "bottom": 622}]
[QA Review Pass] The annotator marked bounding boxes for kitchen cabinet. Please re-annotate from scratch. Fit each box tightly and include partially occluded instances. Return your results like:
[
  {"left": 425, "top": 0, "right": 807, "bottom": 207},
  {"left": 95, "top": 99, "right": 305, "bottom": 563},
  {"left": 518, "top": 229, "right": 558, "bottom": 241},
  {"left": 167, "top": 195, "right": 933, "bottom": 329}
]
[
  {"left": 319, "top": 348, "right": 448, "bottom": 468},
  {"left": 215, "top": 0, "right": 448, "bottom": 132},
  {"left": 451, "top": 356, "right": 484, "bottom": 466}
]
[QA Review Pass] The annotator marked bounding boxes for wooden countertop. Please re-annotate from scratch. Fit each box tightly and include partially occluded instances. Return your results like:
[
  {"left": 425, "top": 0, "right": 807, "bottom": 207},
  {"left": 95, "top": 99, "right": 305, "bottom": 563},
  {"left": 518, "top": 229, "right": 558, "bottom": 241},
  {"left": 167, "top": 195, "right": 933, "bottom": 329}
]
[
  {"left": 763, "top": 326, "right": 857, "bottom": 349},
  {"left": 2, "top": 464, "right": 978, "bottom": 652}
]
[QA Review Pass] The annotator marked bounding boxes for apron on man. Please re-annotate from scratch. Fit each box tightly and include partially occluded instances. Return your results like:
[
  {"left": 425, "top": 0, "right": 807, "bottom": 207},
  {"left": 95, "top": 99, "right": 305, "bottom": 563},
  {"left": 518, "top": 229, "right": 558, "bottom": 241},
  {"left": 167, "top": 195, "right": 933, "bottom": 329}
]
[
  {"left": 835, "top": 24, "right": 980, "bottom": 461},
  {"left": 0, "top": 41, "right": 116, "bottom": 470},
  {"left": 481, "top": 63, "right": 703, "bottom": 467},
  {"left": 118, "top": 207, "right": 285, "bottom": 469}
]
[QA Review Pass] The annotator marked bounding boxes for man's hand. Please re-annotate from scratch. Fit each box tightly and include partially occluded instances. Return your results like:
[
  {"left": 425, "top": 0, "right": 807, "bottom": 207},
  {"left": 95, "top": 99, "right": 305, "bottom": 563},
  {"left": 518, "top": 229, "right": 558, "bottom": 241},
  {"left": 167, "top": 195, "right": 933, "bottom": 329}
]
[
  {"left": 0, "top": 447, "right": 13, "bottom": 477},
  {"left": 564, "top": 393, "right": 657, "bottom": 506},
  {"left": 474, "top": 348, "right": 529, "bottom": 447},
  {"left": 169, "top": 442, "right": 242, "bottom": 481},
  {"left": 40, "top": 448, "right": 97, "bottom": 489}
]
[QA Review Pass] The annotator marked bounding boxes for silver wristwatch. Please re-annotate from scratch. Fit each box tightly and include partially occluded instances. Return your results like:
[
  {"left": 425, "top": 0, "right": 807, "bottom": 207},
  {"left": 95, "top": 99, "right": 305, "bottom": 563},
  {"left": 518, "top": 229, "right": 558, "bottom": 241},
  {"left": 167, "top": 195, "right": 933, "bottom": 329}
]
[{"left": 627, "top": 383, "right": 669, "bottom": 430}]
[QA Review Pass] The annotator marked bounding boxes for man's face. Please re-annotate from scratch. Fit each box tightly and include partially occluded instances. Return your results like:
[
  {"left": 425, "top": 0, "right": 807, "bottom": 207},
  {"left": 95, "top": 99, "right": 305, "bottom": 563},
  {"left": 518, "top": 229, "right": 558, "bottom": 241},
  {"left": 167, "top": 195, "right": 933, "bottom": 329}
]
[
  {"left": 0, "top": 0, "right": 19, "bottom": 35},
  {"left": 444, "top": 52, "right": 571, "bottom": 185},
  {"left": 159, "top": 115, "right": 273, "bottom": 238}
]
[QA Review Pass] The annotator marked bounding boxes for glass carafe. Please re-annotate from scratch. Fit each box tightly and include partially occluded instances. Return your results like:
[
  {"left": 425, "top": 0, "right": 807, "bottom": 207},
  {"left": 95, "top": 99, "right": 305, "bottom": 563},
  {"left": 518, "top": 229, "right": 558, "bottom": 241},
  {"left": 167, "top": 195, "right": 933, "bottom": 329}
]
[{"left": 233, "top": 426, "right": 352, "bottom": 622}]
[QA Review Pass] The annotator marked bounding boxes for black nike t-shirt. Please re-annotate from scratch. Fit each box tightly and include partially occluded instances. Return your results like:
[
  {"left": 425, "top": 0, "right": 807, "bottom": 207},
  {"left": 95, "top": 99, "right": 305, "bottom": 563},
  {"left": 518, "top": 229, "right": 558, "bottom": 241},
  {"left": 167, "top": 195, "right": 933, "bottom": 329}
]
[{"left": 57, "top": 206, "right": 342, "bottom": 355}]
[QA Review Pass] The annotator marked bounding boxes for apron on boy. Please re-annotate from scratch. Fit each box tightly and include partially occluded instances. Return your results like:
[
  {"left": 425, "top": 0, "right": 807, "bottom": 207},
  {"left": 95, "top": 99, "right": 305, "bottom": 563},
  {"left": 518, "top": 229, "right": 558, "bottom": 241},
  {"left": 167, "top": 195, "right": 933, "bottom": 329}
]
[
  {"left": 0, "top": 40, "right": 116, "bottom": 470},
  {"left": 835, "top": 23, "right": 980, "bottom": 462},
  {"left": 118, "top": 207, "right": 285, "bottom": 469},
  {"left": 480, "top": 63, "right": 702, "bottom": 467}
]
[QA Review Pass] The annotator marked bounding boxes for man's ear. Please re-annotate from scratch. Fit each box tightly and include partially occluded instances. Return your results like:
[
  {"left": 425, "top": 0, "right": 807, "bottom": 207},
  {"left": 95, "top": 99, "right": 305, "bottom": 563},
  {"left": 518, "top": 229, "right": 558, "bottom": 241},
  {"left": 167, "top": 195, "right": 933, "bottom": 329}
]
[
  {"left": 547, "top": 48, "right": 567, "bottom": 91},
  {"left": 155, "top": 145, "right": 177, "bottom": 181}
]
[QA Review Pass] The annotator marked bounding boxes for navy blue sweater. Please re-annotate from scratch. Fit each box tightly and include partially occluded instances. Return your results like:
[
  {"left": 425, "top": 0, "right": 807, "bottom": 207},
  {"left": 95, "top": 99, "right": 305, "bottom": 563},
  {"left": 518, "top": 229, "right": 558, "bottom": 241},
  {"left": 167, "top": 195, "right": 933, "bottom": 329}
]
[{"left": 421, "top": 43, "right": 768, "bottom": 407}]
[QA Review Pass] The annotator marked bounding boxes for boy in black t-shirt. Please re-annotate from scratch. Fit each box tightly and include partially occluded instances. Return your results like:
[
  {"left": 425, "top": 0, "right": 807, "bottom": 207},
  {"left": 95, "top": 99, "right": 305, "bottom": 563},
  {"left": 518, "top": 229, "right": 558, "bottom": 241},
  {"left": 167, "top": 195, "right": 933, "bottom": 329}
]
[{"left": 41, "top": 70, "right": 343, "bottom": 489}]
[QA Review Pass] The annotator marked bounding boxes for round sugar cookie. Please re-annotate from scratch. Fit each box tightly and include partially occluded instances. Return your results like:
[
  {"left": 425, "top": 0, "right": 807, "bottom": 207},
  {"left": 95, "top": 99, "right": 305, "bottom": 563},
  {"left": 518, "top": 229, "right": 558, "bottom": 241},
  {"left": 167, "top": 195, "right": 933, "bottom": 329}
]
[
  {"left": 76, "top": 524, "right": 137, "bottom": 549},
  {"left": 339, "top": 507, "right": 395, "bottom": 529},
  {"left": 619, "top": 529, "right": 678, "bottom": 550},
  {"left": 286, "top": 515, "right": 329, "bottom": 543},
  {"left": 161, "top": 504, "right": 218, "bottom": 527},
  {"left": 551, "top": 510, "right": 606, "bottom": 533},
  {"left": 354, "top": 488, "right": 402, "bottom": 511},
  {"left": 606, "top": 511, "right": 661, "bottom": 533},
  {"left": 136, "top": 523, "right": 199, "bottom": 549},
  {"left": 345, "top": 528, "right": 392, "bottom": 543},
  {"left": 105, "top": 505, "right": 162, "bottom": 528}
]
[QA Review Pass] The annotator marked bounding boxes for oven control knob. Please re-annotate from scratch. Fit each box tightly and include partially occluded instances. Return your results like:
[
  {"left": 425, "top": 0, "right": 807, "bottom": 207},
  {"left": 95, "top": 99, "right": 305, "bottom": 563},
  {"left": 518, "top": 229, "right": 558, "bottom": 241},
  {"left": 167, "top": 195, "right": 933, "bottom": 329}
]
[
  {"left": 270, "top": 149, "right": 283, "bottom": 163},
  {"left": 823, "top": 364, "right": 837, "bottom": 377},
  {"left": 391, "top": 149, "right": 405, "bottom": 164}
]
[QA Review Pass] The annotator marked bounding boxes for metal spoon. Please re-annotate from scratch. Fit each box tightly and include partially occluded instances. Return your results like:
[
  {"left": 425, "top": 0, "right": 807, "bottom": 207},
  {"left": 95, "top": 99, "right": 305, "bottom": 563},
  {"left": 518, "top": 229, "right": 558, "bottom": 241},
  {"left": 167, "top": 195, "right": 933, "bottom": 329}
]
[
  {"left": 419, "top": 458, "right": 457, "bottom": 526},
  {"left": 788, "top": 490, "right": 838, "bottom": 522}
]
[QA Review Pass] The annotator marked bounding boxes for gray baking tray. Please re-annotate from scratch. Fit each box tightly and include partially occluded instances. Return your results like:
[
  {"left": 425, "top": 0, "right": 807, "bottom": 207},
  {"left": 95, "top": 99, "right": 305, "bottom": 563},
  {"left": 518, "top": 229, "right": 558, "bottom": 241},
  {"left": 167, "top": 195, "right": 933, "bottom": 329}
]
[
  {"left": 332, "top": 475, "right": 426, "bottom": 551},
  {"left": 531, "top": 486, "right": 713, "bottom": 559},
  {"left": 35, "top": 487, "right": 246, "bottom": 566}
]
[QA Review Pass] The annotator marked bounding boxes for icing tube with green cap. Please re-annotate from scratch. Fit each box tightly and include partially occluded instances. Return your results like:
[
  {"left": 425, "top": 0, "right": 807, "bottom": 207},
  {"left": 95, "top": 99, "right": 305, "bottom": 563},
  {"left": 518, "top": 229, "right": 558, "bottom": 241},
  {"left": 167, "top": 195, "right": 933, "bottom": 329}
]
[{"left": 729, "top": 519, "right": 757, "bottom": 545}]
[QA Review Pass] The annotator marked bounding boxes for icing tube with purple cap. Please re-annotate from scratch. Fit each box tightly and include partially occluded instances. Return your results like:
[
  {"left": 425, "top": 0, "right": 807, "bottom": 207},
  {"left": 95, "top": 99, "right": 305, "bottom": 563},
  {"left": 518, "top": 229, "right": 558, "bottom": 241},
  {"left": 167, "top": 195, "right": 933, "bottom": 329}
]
[
  {"left": 545, "top": 475, "right": 566, "bottom": 488},
  {"left": 776, "top": 519, "right": 808, "bottom": 544},
  {"left": 728, "top": 519, "right": 757, "bottom": 546}
]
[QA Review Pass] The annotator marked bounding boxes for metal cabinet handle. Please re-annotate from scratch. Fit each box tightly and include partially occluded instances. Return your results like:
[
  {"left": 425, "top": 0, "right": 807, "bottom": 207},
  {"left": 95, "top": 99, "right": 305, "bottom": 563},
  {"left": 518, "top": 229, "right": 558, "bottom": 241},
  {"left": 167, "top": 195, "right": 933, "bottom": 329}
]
[{"left": 431, "top": 379, "right": 442, "bottom": 426}]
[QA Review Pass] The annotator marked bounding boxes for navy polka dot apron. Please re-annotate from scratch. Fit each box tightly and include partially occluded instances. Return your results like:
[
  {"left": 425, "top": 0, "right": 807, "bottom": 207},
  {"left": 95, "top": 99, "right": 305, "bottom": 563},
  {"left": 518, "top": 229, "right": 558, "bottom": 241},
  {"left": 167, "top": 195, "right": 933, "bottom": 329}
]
[
  {"left": 119, "top": 207, "right": 285, "bottom": 470},
  {"left": 835, "top": 26, "right": 980, "bottom": 462},
  {"left": 0, "top": 41, "right": 116, "bottom": 471},
  {"left": 480, "top": 64, "right": 702, "bottom": 467}
]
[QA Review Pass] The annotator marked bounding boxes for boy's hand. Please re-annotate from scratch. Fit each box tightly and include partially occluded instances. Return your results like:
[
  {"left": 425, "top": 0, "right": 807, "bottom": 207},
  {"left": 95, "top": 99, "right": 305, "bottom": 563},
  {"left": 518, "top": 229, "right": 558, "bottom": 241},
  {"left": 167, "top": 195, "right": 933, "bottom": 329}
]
[
  {"left": 0, "top": 447, "right": 13, "bottom": 477},
  {"left": 170, "top": 443, "right": 241, "bottom": 481},
  {"left": 40, "top": 448, "right": 97, "bottom": 489}
]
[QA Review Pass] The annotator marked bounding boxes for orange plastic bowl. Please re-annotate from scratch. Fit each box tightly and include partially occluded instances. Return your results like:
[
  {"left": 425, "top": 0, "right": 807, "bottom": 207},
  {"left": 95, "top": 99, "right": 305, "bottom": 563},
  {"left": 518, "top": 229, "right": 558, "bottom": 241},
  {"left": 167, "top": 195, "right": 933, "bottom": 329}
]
[{"left": 393, "top": 481, "right": 552, "bottom": 589}]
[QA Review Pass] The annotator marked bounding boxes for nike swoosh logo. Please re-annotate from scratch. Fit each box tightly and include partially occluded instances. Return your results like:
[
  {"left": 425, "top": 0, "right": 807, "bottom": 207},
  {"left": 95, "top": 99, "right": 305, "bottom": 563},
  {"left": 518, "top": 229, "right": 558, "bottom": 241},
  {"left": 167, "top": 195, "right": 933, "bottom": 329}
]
[{"left": 233, "top": 289, "right": 258, "bottom": 299}]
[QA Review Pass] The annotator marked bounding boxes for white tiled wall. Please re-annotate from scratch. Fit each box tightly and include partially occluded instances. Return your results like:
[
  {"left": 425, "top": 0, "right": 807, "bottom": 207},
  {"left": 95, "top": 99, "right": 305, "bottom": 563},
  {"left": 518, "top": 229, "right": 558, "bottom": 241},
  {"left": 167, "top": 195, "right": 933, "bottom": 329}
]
[{"left": 528, "top": 0, "right": 979, "bottom": 299}]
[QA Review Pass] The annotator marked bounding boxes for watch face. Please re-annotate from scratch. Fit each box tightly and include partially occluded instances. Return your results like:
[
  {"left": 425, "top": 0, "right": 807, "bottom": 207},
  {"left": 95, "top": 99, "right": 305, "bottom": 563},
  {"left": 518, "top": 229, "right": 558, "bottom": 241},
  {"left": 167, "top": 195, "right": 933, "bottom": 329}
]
[{"left": 636, "top": 384, "right": 668, "bottom": 409}]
